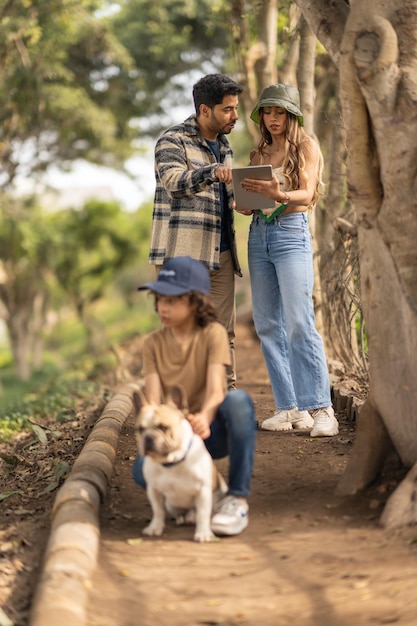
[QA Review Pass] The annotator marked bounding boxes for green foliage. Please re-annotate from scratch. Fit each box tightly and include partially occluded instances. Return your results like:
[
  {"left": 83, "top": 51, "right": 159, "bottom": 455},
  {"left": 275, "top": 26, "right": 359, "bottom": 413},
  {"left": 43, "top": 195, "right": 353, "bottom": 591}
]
[
  {"left": 51, "top": 199, "right": 140, "bottom": 319},
  {"left": 110, "top": 0, "right": 230, "bottom": 134},
  {"left": 0, "top": 0, "right": 136, "bottom": 186},
  {"left": 0, "top": 277, "right": 159, "bottom": 440},
  {"left": 43, "top": 282, "right": 159, "bottom": 359},
  {"left": 0, "top": 196, "right": 56, "bottom": 272},
  {"left": 0, "top": 366, "right": 100, "bottom": 441}
]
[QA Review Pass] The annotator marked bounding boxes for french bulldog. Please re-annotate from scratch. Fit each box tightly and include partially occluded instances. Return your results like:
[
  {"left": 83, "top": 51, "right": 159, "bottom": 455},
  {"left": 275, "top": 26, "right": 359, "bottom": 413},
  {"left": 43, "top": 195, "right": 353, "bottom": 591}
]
[{"left": 132, "top": 386, "right": 227, "bottom": 542}]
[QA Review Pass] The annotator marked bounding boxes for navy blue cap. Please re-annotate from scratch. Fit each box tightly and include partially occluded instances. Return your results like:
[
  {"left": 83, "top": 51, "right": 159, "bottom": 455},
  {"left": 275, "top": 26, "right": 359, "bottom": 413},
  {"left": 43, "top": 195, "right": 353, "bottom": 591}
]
[{"left": 137, "top": 256, "right": 211, "bottom": 296}]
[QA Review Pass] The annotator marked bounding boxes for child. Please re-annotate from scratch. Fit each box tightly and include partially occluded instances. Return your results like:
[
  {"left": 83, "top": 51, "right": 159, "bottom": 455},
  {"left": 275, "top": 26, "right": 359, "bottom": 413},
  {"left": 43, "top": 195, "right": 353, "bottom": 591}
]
[{"left": 133, "top": 256, "right": 256, "bottom": 536}]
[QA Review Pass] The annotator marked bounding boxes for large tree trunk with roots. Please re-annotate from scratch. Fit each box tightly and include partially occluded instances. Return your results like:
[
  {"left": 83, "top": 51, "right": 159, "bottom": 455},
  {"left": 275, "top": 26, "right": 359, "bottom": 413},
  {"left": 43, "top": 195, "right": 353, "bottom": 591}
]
[{"left": 297, "top": 0, "right": 417, "bottom": 527}]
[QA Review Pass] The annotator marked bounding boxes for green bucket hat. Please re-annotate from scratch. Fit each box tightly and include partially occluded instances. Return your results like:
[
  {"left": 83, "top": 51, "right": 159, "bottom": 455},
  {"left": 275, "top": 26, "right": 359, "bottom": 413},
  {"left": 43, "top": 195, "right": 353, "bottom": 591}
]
[{"left": 250, "top": 84, "right": 304, "bottom": 127}]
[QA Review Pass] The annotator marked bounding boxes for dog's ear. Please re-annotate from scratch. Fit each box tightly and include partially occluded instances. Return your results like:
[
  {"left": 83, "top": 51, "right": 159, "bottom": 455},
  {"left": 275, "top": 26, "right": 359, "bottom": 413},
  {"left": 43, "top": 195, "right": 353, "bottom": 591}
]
[
  {"left": 132, "top": 388, "right": 149, "bottom": 416},
  {"left": 167, "top": 385, "right": 189, "bottom": 414}
]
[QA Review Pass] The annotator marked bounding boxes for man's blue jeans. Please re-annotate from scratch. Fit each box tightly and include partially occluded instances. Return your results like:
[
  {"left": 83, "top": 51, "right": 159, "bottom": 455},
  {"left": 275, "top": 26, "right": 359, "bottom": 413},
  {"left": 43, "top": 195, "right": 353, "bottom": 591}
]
[
  {"left": 248, "top": 212, "right": 331, "bottom": 412},
  {"left": 132, "top": 390, "right": 256, "bottom": 497}
]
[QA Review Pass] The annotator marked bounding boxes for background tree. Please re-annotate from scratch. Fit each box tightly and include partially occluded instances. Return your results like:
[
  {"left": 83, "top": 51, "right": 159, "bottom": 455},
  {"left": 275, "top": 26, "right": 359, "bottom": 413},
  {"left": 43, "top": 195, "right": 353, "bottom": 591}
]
[
  {"left": 51, "top": 199, "right": 140, "bottom": 352},
  {"left": 0, "top": 196, "right": 55, "bottom": 380},
  {"left": 229, "top": 0, "right": 279, "bottom": 143},
  {"left": 295, "top": 0, "right": 417, "bottom": 526},
  {"left": 0, "top": 0, "right": 136, "bottom": 189},
  {"left": 110, "top": 0, "right": 231, "bottom": 136}
]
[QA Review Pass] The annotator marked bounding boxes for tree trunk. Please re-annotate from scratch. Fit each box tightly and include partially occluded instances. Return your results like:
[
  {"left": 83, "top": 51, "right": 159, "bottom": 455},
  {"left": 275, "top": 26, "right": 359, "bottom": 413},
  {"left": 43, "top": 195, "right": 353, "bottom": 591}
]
[
  {"left": 338, "top": 2, "right": 417, "bottom": 469},
  {"left": 335, "top": 398, "right": 393, "bottom": 495},
  {"left": 297, "top": 16, "right": 316, "bottom": 134},
  {"left": 230, "top": 0, "right": 278, "bottom": 143},
  {"left": 380, "top": 461, "right": 417, "bottom": 529},
  {"left": 296, "top": 16, "right": 326, "bottom": 342},
  {"left": 296, "top": 0, "right": 417, "bottom": 525},
  {"left": 279, "top": 3, "right": 301, "bottom": 86},
  {"left": 31, "top": 291, "right": 48, "bottom": 371},
  {"left": 7, "top": 309, "right": 32, "bottom": 380},
  {"left": 255, "top": 0, "right": 278, "bottom": 88}
]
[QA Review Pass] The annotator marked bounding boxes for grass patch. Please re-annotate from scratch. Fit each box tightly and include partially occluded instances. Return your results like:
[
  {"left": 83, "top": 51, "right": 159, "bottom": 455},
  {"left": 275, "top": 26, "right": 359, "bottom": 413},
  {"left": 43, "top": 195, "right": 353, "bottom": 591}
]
[
  {"left": 0, "top": 294, "right": 160, "bottom": 441},
  {"left": 0, "top": 367, "right": 101, "bottom": 441}
]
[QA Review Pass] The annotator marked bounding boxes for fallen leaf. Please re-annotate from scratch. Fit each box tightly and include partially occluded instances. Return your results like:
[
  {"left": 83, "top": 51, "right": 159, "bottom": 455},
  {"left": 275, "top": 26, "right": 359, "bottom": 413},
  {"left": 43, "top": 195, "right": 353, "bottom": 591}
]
[
  {"left": 0, "top": 491, "right": 22, "bottom": 502},
  {"left": 38, "top": 481, "right": 60, "bottom": 495},
  {"left": 14, "top": 509, "right": 35, "bottom": 516},
  {"left": 118, "top": 569, "right": 131, "bottom": 577},
  {"left": 126, "top": 537, "right": 143, "bottom": 545},
  {"left": 30, "top": 424, "right": 48, "bottom": 446}
]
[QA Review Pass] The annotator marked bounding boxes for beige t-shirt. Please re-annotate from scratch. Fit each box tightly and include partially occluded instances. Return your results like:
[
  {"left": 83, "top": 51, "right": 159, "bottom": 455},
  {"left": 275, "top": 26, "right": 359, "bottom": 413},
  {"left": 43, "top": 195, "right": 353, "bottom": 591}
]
[{"left": 142, "top": 321, "right": 231, "bottom": 414}]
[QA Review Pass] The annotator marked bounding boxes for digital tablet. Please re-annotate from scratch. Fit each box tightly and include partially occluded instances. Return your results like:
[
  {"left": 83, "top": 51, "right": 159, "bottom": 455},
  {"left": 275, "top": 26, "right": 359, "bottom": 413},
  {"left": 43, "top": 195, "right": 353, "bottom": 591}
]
[{"left": 232, "top": 165, "right": 275, "bottom": 211}]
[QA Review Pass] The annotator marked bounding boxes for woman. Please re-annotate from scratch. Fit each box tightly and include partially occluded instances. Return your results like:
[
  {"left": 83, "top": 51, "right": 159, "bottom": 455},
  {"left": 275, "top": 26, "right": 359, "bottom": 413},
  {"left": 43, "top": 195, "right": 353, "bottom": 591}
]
[{"left": 237, "top": 84, "right": 338, "bottom": 437}]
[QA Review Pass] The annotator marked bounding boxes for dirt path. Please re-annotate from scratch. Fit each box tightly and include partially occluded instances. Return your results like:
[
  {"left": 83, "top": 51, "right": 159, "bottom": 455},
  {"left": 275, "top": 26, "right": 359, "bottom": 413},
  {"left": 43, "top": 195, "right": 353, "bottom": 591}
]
[{"left": 85, "top": 324, "right": 417, "bottom": 626}]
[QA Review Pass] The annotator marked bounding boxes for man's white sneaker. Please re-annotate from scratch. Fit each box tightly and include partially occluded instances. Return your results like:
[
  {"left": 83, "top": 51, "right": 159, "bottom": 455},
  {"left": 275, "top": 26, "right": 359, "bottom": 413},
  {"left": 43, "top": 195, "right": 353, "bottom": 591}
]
[
  {"left": 211, "top": 495, "right": 248, "bottom": 536},
  {"left": 261, "top": 408, "right": 314, "bottom": 432},
  {"left": 310, "top": 406, "right": 339, "bottom": 437}
]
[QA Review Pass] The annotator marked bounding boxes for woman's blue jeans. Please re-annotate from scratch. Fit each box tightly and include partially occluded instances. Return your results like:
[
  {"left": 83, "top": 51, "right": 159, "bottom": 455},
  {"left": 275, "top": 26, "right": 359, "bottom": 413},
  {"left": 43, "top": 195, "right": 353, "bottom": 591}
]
[
  {"left": 132, "top": 389, "right": 256, "bottom": 498},
  {"left": 248, "top": 212, "right": 331, "bottom": 411}
]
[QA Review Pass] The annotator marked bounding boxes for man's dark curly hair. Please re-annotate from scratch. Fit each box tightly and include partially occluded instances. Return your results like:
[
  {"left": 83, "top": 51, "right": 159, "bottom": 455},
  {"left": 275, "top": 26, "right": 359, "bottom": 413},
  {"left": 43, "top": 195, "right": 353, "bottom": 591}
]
[{"left": 193, "top": 73, "right": 243, "bottom": 113}]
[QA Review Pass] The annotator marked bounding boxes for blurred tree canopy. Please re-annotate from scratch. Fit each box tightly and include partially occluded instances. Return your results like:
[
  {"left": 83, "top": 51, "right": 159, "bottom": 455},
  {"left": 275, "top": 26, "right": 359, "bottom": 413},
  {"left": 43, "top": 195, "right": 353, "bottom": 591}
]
[
  {"left": 109, "top": 0, "right": 230, "bottom": 134},
  {"left": 51, "top": 199, "right": 141, "bottom": 350},
  {"left": 0, "top": 0, "right": 136, "bottom": 187}
]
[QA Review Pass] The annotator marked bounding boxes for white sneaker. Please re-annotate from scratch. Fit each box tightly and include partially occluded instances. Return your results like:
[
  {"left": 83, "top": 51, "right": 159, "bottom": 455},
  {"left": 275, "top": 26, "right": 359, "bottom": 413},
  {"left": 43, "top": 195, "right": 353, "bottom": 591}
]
[
  {"left": 310, "top": 406, "right": 339, "bottom": 437},
  {"left": 261, "top": 408, "right": 314, "bottom": 432},
  {"left": 211, "top": 495, "right": 248, "bottom": 536}
]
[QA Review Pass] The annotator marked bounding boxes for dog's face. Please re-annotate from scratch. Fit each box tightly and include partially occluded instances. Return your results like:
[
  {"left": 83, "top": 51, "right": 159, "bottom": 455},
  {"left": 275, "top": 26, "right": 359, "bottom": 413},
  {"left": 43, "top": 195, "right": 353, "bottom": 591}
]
[{"left": 133, "top": 387, "right": 188, "bottom": 462}]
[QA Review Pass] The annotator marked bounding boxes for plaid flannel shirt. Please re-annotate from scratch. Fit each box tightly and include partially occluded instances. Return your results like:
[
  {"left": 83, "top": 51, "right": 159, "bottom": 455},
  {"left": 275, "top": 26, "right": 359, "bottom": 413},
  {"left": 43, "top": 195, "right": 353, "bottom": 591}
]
[{"left": 149, "top": 115, "right": 241, "bottom": 275}]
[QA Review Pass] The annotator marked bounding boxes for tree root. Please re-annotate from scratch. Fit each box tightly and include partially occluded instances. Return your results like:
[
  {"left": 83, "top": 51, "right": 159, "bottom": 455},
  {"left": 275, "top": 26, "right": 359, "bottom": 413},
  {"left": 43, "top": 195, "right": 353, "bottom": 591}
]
[
  {"left": 380, "top": 461, "right": 417, "bottom": 529},
  {"left": 335, "top": 398, "right": 393, "bottom": 495}
]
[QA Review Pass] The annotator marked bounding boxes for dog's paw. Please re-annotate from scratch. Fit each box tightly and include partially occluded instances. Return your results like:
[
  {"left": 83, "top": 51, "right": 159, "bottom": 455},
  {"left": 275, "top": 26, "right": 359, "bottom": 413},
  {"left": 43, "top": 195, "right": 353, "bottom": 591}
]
[
  {"left": 193, "top": 528, "right": 215, "bottom": 543},
  {"left": 142, "top": 522, "right": 164, "bottom": 537}
]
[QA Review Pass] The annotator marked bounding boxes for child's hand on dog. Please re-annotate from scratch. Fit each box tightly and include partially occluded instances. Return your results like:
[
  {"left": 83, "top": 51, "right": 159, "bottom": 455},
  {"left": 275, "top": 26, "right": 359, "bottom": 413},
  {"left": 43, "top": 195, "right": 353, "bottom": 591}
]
[{"left": 187, "top": 413, "right": 211, "bottom": 440}]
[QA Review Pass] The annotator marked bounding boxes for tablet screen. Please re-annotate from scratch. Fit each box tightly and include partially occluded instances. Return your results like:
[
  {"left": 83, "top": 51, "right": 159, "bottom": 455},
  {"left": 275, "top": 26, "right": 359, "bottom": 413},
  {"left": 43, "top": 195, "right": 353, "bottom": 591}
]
[{"left": 232, "top": 165, "right": 275, "bottom": 211}]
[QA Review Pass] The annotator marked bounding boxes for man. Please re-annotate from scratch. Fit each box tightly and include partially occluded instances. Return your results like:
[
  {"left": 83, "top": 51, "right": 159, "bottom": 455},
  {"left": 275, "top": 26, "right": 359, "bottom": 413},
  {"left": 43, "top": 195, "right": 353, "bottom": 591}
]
[{"left": 149, "top": 73, "right": 243, "bottom": 389}]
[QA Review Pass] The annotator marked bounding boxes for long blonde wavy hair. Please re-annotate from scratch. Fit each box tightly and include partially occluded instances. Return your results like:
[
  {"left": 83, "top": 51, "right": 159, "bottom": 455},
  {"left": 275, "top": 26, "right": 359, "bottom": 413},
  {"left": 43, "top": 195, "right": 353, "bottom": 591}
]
[{"left": 257, "top": 111, "right": 324, "bottom": 208}]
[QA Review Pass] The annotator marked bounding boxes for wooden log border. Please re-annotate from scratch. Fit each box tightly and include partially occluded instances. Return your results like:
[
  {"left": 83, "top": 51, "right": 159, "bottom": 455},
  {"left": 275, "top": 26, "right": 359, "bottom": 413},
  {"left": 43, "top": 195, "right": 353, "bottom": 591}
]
[{"left": 29, "top": 381, "right": 142, "bottom": 626}]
